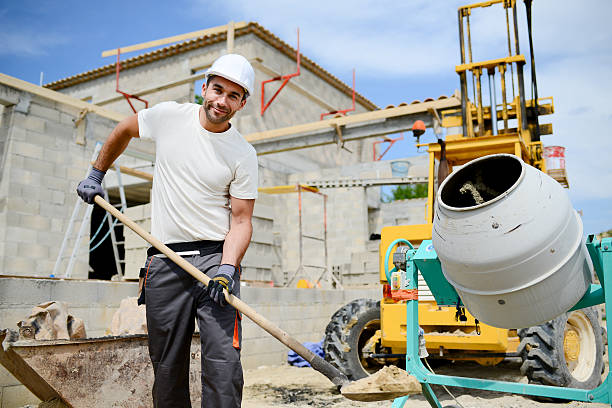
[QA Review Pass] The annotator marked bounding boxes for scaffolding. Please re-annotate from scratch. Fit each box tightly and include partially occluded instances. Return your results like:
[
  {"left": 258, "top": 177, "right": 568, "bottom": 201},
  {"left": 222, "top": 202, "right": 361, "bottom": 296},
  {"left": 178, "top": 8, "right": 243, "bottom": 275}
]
[{"left": 259, "top": 184, "right": 341, "bottom": 289}]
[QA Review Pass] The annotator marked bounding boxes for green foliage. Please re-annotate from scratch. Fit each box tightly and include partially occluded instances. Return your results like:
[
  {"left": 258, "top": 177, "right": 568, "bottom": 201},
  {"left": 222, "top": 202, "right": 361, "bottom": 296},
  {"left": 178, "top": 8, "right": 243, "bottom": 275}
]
[
  {"left": 383, "top": 183, "right": 428, "bottom": 202},
  {"left": 598, "top": 229, "right": 612, "bottom": 239},
  {"left": 195, "top": 95, "right": 203, "bottom": 105}
]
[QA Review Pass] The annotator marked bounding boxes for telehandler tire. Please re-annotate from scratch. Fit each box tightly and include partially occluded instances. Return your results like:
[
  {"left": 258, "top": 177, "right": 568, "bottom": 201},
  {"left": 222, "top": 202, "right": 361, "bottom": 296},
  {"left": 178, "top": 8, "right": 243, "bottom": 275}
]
[
  {"left": 323, "top": 298, "right": 384, "bottom": 380},
  {"left": 517, "top": 306, "right": 604, "bottom": 390}
]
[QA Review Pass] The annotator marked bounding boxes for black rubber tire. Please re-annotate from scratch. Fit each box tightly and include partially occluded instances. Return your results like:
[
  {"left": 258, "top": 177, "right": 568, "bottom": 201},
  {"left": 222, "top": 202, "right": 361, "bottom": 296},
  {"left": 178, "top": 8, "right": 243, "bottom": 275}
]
[
  {"left": 323, "top": 298, "right": 383, "bottom": 381},
  {"left": 517, "top": 306, "right": 604, "bottom": 390}
]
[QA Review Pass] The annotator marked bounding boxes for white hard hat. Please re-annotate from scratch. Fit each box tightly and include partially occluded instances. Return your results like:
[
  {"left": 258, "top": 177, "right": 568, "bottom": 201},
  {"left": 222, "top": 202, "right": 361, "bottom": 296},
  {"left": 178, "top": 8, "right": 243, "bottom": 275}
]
[{"left": 206, "top": 54, "right": 255, "bottom": 96}]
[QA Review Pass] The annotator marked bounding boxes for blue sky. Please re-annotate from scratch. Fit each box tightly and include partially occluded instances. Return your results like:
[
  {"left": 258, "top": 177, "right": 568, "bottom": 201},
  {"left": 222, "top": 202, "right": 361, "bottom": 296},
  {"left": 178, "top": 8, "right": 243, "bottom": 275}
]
[{"left": 1, "top": 0, "right": 610, "bottom": 235}]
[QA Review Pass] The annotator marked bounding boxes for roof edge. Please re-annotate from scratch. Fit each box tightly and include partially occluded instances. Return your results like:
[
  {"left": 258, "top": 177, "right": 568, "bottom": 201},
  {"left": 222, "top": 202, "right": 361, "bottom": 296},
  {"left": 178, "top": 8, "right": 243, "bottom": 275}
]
[{"left": 45, "top": 23, "right": 378, "bottom": 111}]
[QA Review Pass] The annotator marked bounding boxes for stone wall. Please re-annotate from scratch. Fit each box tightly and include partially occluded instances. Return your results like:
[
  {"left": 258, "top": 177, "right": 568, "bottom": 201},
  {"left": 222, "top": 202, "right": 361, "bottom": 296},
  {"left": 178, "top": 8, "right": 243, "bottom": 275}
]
[{"left": 0, "top": 276, "right": 378, "bottom": 407}]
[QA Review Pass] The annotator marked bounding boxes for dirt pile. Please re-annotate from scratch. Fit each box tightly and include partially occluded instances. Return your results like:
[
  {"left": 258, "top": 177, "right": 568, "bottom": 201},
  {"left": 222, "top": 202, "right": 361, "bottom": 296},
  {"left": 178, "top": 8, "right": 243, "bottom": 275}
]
[{"left": 341, "top": 365, "right": 421, "bottom": 401}]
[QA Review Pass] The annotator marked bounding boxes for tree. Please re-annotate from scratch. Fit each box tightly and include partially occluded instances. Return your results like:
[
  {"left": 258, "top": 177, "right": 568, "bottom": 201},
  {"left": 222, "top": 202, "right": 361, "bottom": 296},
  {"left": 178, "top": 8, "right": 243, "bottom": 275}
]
[
  {"left": 597, "top": 229, "right": 612, "bottom": 239},
  {"left": 195, "top": 95, "right": 203, "bottom": 105},
  {"left": 383, "top": 183, "right": 428, "bottom": 202}
]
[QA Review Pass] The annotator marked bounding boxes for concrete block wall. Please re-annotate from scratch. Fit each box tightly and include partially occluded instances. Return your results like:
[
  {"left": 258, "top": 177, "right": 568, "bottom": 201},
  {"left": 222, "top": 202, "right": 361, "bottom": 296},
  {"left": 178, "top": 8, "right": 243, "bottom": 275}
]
[
  {"left": 380, "top": 198, "right": 429, "bottom": 228},
  {"left": 240, "top": 286, "right": 378, "bottom": 368},
  {"left": 0, "top": 84, "right": 122, "bottom": 279},
  {"left": 346, "top": 240, "right": 381, "bottom": 287},
  {"left": 0, "top": 276, "right": 378, "bottom": 407}
]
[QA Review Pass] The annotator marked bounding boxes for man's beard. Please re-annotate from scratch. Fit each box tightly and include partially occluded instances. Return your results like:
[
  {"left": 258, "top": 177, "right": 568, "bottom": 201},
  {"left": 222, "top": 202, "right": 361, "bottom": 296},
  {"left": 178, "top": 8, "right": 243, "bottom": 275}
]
[{"left": 204, "top": 100, "right": 235, "bottom": 124}]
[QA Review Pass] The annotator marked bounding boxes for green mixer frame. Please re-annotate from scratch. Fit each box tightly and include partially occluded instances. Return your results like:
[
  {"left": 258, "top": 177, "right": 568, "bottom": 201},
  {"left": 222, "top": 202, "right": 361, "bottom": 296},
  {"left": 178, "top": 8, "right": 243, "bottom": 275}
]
[{"left": 384, "top": 235, "right": 612, "bottom": 408}]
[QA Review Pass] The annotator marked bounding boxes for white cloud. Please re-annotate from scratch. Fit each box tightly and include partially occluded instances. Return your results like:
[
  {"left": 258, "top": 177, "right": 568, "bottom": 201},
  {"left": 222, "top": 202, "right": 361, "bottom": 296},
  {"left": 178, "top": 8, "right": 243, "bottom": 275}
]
[
  {"left": 0, "top": 30, "right": 68, "bottom": 57},
  {"left": 536, "top": 54, "right": 612, "bottom": 201},
  {"left": 195, "top": 0, "right": 611, "bottom": 204},
  {"left": 196, "top": 0, "right": 464, "bottom": 76}
]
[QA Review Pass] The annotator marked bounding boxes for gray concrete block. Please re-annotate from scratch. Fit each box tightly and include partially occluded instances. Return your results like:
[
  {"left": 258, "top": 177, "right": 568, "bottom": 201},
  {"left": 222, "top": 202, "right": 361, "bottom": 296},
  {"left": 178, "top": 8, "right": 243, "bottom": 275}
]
[
  {"left": 50, "top": 217, "right": 65, "bottom": 233},
  {"left": 18, "top": 183, "right": 41, "bottom": 202},
  {"left": 8, "top": 168, "right": 42, "bottom": 186},
  {"left": 24, "top": 128, "right": 52, "bottom": 147},
  {"left": 51, "top": 190, "right": 65, "bottom": 205},
  {"left": 22, "top": 156, "right": 55, "bottom": 176},
  {"left": 66, "top": 166, "right": 88, "bottom": 181},
  {"left": 59, "top": 111, "right": 79, "bottom": 126},
  {"left": 19, "top": 115, "right": 46, "bottom": 133},
  {"left": 9, "top": 126, "right": 26, "bottom": 142},
  {"left": 36, "top": 230, "right": 64, "bottom": 248},
  {"left": 35, "top": 259, "right": 55, "bottom": 276},
  {"left": 4, "top": 156, "right": 24, "bottom": 176},
  {"left": 29, "top": 102, "right": 61, "bottom": 122},
  {"left": 44, "top": 119, "right": 74, "bottom": 140},
  {"left": 3, "top": 213, "right": 22, "bottom": 229},
  {"left": 52, "top": 163, "right": 68, "bottom": 178},
  {"left": 253, "top": 203, "right": 274, "bottom": 220},
  {"left": 38, "top": 202, "right": 66, "bottom": 219},
  {"left": 0, "top": 242, "right": 17, "bottom": 259},
  {"left": 3, "top": 256, "right": 36, "bottom": 275},
  {"left": 10, "top": 140, "right": 44, "bottom": 160},
  {"left": 17, "top": 242, "right": 49, "bottom": 259},
  {"left": 4, "top": 226, "right": 37, "bottom": 243},
  {"left": 5, "top": 182, "right": 22, "bottom": 198},
  {"left": 41, "top": 147, "right": 68, "bottom": 164}
]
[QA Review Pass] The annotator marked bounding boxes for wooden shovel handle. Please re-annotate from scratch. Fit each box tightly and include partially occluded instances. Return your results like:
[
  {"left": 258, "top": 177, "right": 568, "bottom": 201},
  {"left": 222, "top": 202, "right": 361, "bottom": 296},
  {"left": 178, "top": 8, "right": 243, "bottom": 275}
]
[{"left": 93, "top": 195, "right": 349, "bottom": 387}]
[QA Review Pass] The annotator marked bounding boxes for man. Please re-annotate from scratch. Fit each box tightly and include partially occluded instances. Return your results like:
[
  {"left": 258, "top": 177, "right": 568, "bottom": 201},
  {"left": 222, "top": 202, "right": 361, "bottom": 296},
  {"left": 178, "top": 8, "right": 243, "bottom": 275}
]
[{"left": 77, "top": 54, "right": 258, "bottom": 407}]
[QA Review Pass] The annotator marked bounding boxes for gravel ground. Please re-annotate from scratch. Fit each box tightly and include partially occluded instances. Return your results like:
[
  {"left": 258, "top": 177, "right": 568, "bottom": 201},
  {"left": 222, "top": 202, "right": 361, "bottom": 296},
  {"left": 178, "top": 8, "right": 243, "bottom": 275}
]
[{"left": 242, "top": 361, "right": 609, "bottom": 408}]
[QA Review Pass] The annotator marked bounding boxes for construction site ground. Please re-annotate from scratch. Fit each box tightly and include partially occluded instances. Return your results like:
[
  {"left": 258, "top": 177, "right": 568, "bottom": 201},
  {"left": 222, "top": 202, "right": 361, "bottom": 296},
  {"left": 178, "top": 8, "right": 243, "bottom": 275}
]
[{"left": 242, "top": 360, "right": 609, "bottom": 408}]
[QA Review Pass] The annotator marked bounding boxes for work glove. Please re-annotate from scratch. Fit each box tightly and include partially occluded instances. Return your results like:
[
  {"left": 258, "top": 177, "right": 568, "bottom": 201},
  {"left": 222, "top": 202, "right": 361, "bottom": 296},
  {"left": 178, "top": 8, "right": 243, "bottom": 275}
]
[
  {"left": 77, "top": 168, "right": 105, "bottom": 204},
  {"left": 207, "top": 264, "right": 235, "bottom": 307}
]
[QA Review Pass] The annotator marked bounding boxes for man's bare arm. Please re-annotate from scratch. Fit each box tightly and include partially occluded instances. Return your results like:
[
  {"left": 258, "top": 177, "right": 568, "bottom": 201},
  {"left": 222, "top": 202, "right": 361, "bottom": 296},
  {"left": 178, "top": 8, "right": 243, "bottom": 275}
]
[
  {"left": 221, "top": 196, "right": 255, "bottom": 266},
  {"left": 94, "top": 114, "right": 140, "bottom": 171},
  {"left": 77, "top": 114, "right": 140, "bottom": 205}
]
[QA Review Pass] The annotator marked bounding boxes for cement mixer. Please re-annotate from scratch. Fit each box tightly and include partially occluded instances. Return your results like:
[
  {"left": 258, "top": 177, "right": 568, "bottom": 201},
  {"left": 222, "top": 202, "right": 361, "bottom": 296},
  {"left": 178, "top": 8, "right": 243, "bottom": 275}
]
[
  {"left": 432, "top": 153, "right": 592, "bottom": 329},
  {"left": 382, "top": 153, "right": 611, "bottom": 407}
]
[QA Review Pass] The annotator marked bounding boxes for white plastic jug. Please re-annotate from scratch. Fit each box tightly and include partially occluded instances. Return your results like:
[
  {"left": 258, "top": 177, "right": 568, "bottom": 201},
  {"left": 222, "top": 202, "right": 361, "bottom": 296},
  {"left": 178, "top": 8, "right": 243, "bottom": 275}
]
[{"left": 432, "top": 154, "right": 592, "bottom": 328}]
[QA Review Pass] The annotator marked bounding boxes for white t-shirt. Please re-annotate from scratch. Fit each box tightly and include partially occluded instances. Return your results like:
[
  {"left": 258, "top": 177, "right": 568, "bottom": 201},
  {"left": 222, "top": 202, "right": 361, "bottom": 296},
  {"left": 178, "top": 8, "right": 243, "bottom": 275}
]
[{"left": 137, "top": 101, "right": 258, "bottom": 243}]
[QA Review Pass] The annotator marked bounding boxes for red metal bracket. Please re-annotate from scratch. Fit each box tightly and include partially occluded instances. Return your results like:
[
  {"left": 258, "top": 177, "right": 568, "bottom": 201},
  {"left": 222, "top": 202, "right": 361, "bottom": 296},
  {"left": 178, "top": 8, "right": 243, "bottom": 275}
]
[
  {"left": 372, "top": 133, "right": 404, "bottom": 161},
  {"left": 116, "top": 49, "right": 148, "bottom": 113},
  {"left": 261, "top": 29, "right": 300, "bottom": 116},
  {"left": 320, "top": 69, "right": 356, "bottom": 120},
  {"left": 391, "top": 289, "right": 418, "bottom": 302}
]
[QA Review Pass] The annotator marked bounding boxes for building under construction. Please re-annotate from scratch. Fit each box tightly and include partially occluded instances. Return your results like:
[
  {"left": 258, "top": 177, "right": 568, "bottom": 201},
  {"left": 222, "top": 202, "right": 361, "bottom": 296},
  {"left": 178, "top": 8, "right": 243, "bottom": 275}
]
[
  {"left": 0, "top": 20, "right": 451, "bottom": 405},
  {"left": 0, "top": 3, "right": 588, "bottom": 406}
]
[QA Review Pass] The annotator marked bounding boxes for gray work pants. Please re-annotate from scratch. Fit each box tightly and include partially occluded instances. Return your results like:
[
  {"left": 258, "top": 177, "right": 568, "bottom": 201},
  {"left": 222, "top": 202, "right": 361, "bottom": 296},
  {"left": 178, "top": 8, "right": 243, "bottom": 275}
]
[{"left": 143, "top": 249, "right": 243, "bottom": 408}]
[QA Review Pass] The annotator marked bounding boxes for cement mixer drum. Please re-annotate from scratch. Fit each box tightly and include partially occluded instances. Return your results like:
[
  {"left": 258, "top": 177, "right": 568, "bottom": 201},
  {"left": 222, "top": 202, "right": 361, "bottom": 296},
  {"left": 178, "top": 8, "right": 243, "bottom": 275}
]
[{"left": 432, "top": 154, "right": 592, "bottom": 329}]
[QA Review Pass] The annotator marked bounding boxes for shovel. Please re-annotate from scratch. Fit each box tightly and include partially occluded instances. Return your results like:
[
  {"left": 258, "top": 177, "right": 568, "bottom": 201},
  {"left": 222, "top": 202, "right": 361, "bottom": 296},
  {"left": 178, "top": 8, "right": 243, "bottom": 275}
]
[{"left": 94, "top": 196, "right": 410, "bottom": 402}]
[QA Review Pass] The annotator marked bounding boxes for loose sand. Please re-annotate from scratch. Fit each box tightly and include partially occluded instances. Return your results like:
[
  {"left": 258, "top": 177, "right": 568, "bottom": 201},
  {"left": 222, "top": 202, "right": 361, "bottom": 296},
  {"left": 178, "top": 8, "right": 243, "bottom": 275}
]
[
  {"left": 242, "top": 360, "right": 608, "bottom": 408},
  {"left": 341, "top": 365, "right": 421, "bottom": 401}
]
